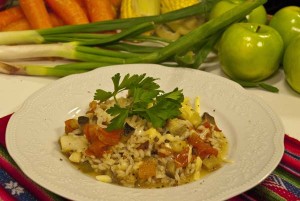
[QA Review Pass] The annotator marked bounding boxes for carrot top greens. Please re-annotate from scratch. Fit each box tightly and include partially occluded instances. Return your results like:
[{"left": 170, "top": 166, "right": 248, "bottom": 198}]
[{"left": 94, "top": 73, "right": 184, "bottom": 131}]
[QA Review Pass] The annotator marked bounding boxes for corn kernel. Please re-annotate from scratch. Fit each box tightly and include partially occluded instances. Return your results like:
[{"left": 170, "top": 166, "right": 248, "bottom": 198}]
[{"left": 96, "top": 175, "right": 112, "bottom": 183}]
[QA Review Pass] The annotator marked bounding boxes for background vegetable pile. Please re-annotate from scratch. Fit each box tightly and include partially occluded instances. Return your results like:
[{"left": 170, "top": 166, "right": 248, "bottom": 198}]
[
  {"left": 0, "top": 0, "right": 199, "bottom": 38},
  {"left": 0, "top": 0, "right": 299, "bottom": 93},
  {"left": 0, "top": 0, "right": 262, "bottom": 71},
  {"left": 0, "top": 0, "right": 122, "bottom": 31}
]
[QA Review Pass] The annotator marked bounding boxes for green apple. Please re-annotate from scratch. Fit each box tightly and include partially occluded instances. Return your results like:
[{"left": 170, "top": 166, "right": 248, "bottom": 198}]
[
  {"left": 269, "top": 6, "right": 300, "bottom": 50},
  {"left": 209, "top": 0, "right": 268, "bottom": 24},
  {"left": 283, "top": 35, "right": 300, "bottom": 93},
  {"left": 218, "top": 23, "right": 284, "bottom": 82}
]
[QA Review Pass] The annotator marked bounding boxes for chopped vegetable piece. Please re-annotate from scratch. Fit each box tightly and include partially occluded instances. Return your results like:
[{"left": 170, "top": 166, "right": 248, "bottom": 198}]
[
  {"left": 97, "top": 127, "right": 123, "bottom": 146},
  {"left": 60, "top": 135, "right": 88, "bottom": 152},
  {"left": 69, "top": 151, "right": 82, "bottom": 163},
  {"left": 138, "top": 158, "right": 157, "bottom": 179},
  {"left": 180, "top": 98, "right": 202, "bottom": 127},
  {"left": 77, "top": 116, "right": 89, "bottom": 126},
  {"left": 65, "top": 119, "right": 79, "bottom": 133},
  {"left": 96, "top": 175, "right": 112, "bottom": 183},
  {"left": 85, "top": 139, "right": 108, "bottom": 158},
  {"left": 166, "top": 118, "right": 189, "bottom": 136},
  {"left": 166, "top": 161, "right": 176, "bottom": 178},
  {"left": 83, "top": 124, "right": 99, "bottom": 142},
  {"left": 174, "top": 146, "right": 190, "bottom": 167},
  {"left": 124, "top": 122, "right": 135, "bottom": 135},
  {"left": 84, "top": 124, "right": 122, "bottom": 145},
  {"left": 202, "top": 155, "right": 222, "bottom": 171},
  {"left": 187, "top": 133, "right": 218, "bottom": 159}
]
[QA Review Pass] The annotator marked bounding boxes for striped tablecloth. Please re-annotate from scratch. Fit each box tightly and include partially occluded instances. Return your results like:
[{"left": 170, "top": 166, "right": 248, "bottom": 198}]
[{"left": 1, "top": 114, "right": 299, "bottom": 201}]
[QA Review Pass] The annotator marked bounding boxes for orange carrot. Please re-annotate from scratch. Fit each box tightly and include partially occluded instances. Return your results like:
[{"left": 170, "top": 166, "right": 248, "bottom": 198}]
[
  {"left": 1, "top": 18, "right": 31, "bottom": 31},
  {"left": 75, "top": 0, "right": 88, "bottom": 14},
  {"left": 84, "top": 0, "right": 117, "bottom": 22},
  {"left": 49, "top": 12, "right": 64, "bottom": 27},
  {"left": 0, "top": 6, "right": 24, "bottom": 30},
  {"left": 75, "top": 0, "right": 86, "bottom": 7},
  {"left": 19, "top": 0, "right": 52, "bottom": 29},
  {"left": 138, "top": 158, "right": 157, "bottom": 179},
  {"left": 45, "top": 0, "right": 89, "bottom": 25}
]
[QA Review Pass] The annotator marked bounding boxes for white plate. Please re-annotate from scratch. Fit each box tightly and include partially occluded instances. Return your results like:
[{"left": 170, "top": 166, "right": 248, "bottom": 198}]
[{"left": 6, "top": 64, "right": 285, "bottom": 201}]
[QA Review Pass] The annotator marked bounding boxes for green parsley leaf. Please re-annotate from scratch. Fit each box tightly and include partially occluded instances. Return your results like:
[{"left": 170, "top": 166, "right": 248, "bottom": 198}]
[
  {"left": 94, "top": 73, "right": 184, "bottom": 131},
  {"left": 112, "top": 73, "right": 121, "bottom": 92},
  {"left": 146, "top": 88, "right": 184, "bottom": 127},
  {"left": 132, "top": 88, "right": 160, "bottom": 105},
  {"left": 94, "top": 89, "right": 113, "bottom": 102},
  {"left": 157, "top": 88, "right": 184, "bottom": 102},
  {"left": 106, "top": 105, "right": 129, "bottom": 131}
]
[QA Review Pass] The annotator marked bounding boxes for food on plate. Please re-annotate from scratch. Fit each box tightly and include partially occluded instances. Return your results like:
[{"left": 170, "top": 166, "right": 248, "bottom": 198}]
[
  {"left": 59, "top": 73, "right": 228, "bottom": 188},
  {"left": 269, "top": 6, "right": 300, "bottom": 50},
  {"left": 218, "top": 22, "right": 284, "bottom": 82},
  {"left": 283, "top": 35, "right": 300, "bottom": 93}
]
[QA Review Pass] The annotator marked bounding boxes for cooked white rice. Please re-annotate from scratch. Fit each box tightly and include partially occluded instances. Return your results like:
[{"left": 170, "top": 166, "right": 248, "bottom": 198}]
[{"left": 60, "top": 97, "right": 228, "bottom": 188}]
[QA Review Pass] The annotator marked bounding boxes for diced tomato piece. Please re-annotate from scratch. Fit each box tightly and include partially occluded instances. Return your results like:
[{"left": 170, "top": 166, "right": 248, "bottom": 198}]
[
  {"left": 98, "top": 127, "right": 122, "bottom": 146},
  {"left": 187, "top": 133, "right": 204, "bottom": 147},
  {"left": 187, "top": 133, "right": 218, "bottom": 159},
  {"left": 196, "top": 147, "right": 218, "bottom": 159},
  {"left": 83, "top": 124, "right": 99, "bottom": 142},
  {"left": 85, "top": 140, "right": 108, "bottom": 158},
  {"left": 84, "top": 124, "right": 123, "bottom": 145},
  {"left": 83, "top": 124, "right": 123, "bottom": 158},
  {"left": 174, "top": 146, "right": 189, "bottom": 167}
]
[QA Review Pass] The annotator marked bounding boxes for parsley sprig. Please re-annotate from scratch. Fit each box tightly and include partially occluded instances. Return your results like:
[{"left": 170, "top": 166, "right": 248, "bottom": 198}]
[{"left": 94, "top": 73, "right": 184, "bottom": 131}]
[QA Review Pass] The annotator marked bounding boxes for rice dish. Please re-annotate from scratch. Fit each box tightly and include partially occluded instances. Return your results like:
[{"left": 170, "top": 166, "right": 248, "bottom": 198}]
[{"left": 60, "top": 97, "right": 228, "bottom": 188}]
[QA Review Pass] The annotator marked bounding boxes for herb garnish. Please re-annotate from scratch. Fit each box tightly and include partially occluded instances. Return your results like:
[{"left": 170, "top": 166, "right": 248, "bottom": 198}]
[{"left": 94, "top": 73, "right": 184, "bottom": 131}]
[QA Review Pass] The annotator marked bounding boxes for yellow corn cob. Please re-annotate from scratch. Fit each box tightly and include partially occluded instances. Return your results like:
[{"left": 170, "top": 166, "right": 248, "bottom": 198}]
[
  {"left": 120, "top": 0, "right": 160, "bottom": 19},
  {"left": 161, "top": 0, "right": 200, "bottom": 14},
  {"left": 156, "top": 0, "right": 204, "bottom": 40}
]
